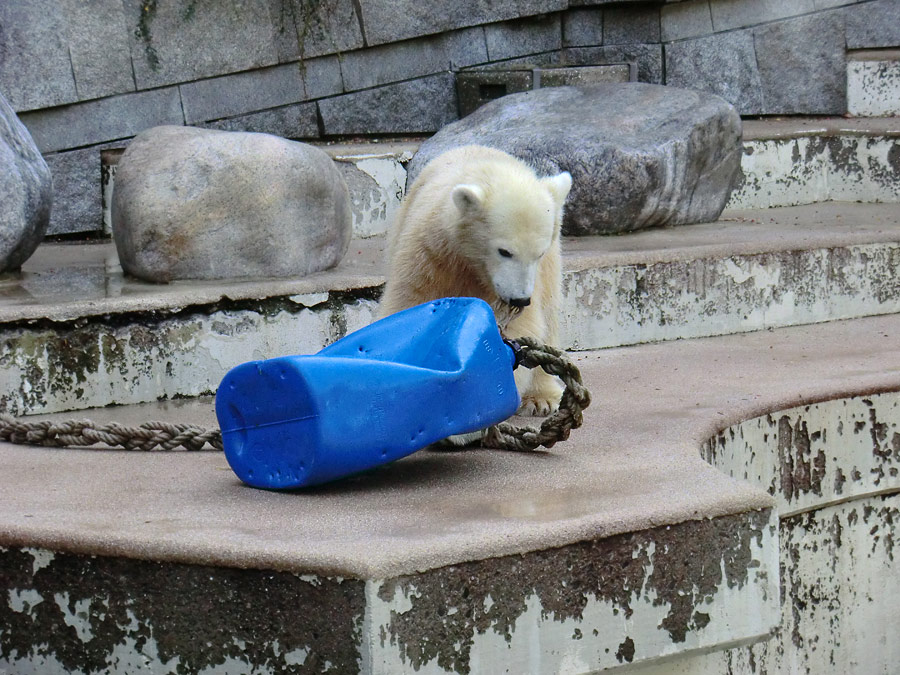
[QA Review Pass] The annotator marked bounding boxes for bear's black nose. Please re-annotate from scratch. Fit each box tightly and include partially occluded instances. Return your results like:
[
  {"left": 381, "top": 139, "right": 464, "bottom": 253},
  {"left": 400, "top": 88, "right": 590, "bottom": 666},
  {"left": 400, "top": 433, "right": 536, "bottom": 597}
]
[{"left": 509, "top": 297, "right": 531, "bottom": 308}]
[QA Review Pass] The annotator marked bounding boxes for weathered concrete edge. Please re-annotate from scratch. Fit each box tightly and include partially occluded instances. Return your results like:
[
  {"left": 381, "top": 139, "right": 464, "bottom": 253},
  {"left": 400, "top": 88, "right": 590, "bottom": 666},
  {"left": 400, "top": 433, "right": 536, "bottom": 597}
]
[
  {"left": 691, "top": 390, "right": 900, "bottom": 675},
  {"left": 361, "top": 509, "right": 778, "bottom": 674},
  {"left": 0, "top": 273, "right": 384, "bottom": 325},
  {"left": 703, "top": 390, "right": 900, "bottom": 520},
  {"left": 4, "top": 235, "right": 899, "bottom": 415},
  {"left": 0, "top": 545, "right": 367, "bottom": 674},
  {"left": 1, "top": 508, "right": 778, "bottom": 675},
  {"left": 741, "top": 116, "right": 900, "bottom": 140},
  {"left": 563, "top": 240, "right": 900, "bottom": 351}
]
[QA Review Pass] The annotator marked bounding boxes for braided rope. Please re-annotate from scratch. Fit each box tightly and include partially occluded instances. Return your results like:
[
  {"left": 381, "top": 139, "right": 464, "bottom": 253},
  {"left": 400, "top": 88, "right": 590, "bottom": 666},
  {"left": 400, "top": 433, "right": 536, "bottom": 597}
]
[
  {"left": 0, "top": 415, "right": 223, "bottom": 452},
  {"left": 0, "top": 339, "right": 588, "bottom": 454}
]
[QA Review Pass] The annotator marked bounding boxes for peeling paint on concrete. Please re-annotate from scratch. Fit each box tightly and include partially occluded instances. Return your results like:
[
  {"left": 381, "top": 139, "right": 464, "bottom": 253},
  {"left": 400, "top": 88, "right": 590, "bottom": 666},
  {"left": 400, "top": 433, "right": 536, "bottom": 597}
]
[
  {"left": 683, "top": 391, "right": 900, "bottom": 675},
  {"left": 0, "top": 547, "right": 365, "bottom": 674},
  {"left": 703, "top": 392, "right": 900, "bottom": 516},
  {"left": 848, "top": 57, "right": 900, "bottom": 118},
  {"left": 362, "top": 511, "right": 778, "bottom": 674},
  {"left": 728, "top": 135, "right": 900, "bottom": 209},
  {"left": 4, "top": 235, "right": 899, "bottom": 413},
  {"left": 561, "top": 242, "right": 900, "bottom": 350},
  {"left": 0, "top": 295, "right": 379, "bottom": 415},
  {"left": 332, "top": 153, "right": 410, "bottom": 239}
]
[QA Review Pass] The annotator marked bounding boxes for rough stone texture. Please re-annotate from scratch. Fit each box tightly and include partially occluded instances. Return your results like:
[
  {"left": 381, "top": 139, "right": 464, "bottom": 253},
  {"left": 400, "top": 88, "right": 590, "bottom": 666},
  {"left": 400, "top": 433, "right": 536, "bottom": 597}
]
[
  {"left": 318, "top": 73, "right": 459, "bottom": 136},
  {"left": 62, "top": 0, "right": 135, "bottom": 102},
  {"left": 661, "top": 0, "right": 715, "bottom": 42},
  {"left": 562, "top": 8, "right": 604, "bottom": 47},
  {"left": 111, "top": 126, "right": 351, "bottom": 282},
  {"left": 845, "top": 0, "right": 900, "bottom": 49},
  {"left": 484, "top": 14, "right": 562, "bottom": 61},
  {"left": 18, "top": 88, "right": 185, "bottom": 154},
  {"left": 665, "top": 29, "right": 764, "bottom": 115},
  {"left": 0, "top": 3, "right": 76, "bottom": 112},
  {"left": 0, "top": 93, "right": 52, "bottom": 271},
  {"left": 755, "top": 12, "right": 846, "bottom": 115},
  {"left": 356, "top": 0, "right": 567, "bottom": 46},
  {"left": 540, "top": 64, "right": 632, "bottom": 87},
  {"left": 0, "top": 547, "right": 366, "bottom": 674},
  {"left": 44, "top": 147, "right": 102, "bottom": 236},
  {"left": 709, "top": 0, "right": 815, "bottom": 31},
  {"left": 603, "top": 4, "right": 661, "bottom": 44},
  {"left": 339, "top": 28, "right": 488, "bottom": 92},
  {"left": 124, "top": 0, "right": 281, "bottom": 89},
  {"left": 407, "top": 83, "right": 742, "bottom": 235},
  {"left": 202, "top": 102, "right": 320, "bottom": 138},
  {"left": 286, "top": 0, "right": 364, "bottom": 58},
  {"left": 564, "top": 44, "right": 663, "bottom": 83},
  {"left": 180, "top": 62, "right": 306, "bottom": 124}
]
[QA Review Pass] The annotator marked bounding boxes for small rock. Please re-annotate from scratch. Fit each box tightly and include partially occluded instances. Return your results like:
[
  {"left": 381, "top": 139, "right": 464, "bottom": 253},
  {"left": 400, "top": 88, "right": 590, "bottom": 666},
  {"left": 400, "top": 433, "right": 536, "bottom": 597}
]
[
  {"left": 408, "top": 83, "right": 743, "bottom": 235},
  {"left": 112, "top": 125, "right": 351, "bottom": 282},
  {"left": 0, "top": 91, "right": 52, "bottom": 272}
]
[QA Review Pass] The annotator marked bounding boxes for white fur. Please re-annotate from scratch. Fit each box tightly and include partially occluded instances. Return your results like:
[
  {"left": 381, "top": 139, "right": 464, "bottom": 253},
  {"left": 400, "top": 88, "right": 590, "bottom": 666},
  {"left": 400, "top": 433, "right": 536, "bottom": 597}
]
[{"left": 379, "top": 145, "right": 572, "bottom": 415}]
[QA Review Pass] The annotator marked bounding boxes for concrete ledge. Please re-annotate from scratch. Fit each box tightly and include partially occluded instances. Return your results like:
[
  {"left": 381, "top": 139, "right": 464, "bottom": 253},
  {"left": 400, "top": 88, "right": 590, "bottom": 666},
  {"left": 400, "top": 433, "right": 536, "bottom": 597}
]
[
  {"left": 2, "top": 203, "right": 898, "bottom": 415},
  {"left": 2, "top": 313, "right": 900, "bottom": 672},
  {"left": 729, "top": 118, "right": 900, "bottom": 209},
  {"left": 687, "top": 392, "right": 900, "bottom": 674}
]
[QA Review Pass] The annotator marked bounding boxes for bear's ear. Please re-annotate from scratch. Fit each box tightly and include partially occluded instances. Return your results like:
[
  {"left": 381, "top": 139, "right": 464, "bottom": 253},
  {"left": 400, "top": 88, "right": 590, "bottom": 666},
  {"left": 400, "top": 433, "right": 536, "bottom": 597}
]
[
  {"left": 451, "top": 184, "right": 485, "bottom": 216},
  {"left": 544, "top": 172, "right": 573, "bottom": 206}
]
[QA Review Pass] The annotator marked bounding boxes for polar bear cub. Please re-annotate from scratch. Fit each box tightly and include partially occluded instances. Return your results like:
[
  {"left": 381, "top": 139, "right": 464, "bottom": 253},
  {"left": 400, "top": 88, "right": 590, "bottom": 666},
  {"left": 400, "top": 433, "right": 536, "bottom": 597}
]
[{"left": 379, "top": 145, "right": 572, "bottom": 415}]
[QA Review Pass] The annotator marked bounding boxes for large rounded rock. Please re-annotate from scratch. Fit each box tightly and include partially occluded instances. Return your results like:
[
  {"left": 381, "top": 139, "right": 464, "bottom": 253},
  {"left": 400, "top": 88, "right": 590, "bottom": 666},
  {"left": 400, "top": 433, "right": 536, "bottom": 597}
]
[
  {"left": 112, "top": 126, "right": 351, "bottom": 282},
  {"left": 409, "top": 83, "right": 743, "bottom": 235},
  {"left": 0, "top": 91, "right": 52, "bottom": 272}
]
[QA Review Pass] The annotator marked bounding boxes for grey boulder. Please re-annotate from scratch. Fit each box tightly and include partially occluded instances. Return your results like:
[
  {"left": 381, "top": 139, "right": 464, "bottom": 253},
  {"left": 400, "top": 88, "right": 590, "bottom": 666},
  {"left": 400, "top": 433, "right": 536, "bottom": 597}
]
[
  {"left": 0, "top": 91, "right": 52, "bottom": 272},
  {"left": 112, "top": 125, "right": 351, "bottom": 282},
  {"left": 408, "top": 83, "right": 743, "bottom": 235}
]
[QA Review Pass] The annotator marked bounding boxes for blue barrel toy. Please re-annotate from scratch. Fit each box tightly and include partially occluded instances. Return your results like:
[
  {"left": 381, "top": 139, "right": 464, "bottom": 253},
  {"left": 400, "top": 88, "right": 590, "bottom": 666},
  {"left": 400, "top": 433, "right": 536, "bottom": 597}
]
[{"left": 215, "top": 297, "right": 520, "bottom": 489}]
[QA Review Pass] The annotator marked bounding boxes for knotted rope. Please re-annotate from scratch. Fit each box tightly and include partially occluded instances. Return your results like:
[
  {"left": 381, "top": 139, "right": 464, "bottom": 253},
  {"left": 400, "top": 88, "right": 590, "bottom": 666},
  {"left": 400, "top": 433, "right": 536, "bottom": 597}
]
[{"left": 0, "top": 339, "right": 589, "bottom": 454}]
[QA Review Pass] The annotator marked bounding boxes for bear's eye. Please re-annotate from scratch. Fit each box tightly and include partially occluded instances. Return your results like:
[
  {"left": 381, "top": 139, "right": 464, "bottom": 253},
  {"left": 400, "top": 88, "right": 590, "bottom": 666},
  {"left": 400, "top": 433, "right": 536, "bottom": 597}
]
[{"left": 498, "top": 248, "right": 513, "bottom": 258}]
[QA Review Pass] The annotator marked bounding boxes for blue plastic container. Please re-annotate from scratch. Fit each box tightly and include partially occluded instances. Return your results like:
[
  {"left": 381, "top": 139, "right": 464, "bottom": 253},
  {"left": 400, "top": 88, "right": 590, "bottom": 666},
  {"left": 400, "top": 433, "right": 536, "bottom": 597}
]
[{"left": 215, "top": 297, "right": 520, "bottom": 489}]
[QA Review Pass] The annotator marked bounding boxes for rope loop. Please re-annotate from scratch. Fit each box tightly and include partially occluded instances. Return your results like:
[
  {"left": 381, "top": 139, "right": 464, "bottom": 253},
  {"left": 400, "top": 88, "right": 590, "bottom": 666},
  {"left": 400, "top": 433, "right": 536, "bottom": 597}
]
[{"left": 436, "top": 337, "right": 592, "bottom": 452}]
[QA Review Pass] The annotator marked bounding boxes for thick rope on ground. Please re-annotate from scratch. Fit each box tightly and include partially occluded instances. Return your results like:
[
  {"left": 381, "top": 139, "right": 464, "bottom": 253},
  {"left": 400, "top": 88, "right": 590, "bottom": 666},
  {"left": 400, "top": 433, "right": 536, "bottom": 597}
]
[
  {"left": 0, "top": 415, "right": 223, "bottom": 452},
  {"left": 0, "top": 338, "right": 589, "bottom": 454}
]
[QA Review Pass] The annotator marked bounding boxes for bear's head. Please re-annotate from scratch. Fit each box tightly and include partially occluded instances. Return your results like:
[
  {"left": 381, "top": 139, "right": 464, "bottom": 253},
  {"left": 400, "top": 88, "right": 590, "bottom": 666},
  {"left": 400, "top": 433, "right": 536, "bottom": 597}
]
[{"left": 450, "top": 170, "right": 572, "bottom": 309}]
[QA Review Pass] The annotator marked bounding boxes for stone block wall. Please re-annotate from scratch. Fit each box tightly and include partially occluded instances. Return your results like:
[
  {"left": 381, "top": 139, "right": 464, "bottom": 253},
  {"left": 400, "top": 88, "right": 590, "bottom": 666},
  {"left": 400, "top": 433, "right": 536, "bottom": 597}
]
[{"left": 0, "top": 0, "right": 897, "bottom": 235}]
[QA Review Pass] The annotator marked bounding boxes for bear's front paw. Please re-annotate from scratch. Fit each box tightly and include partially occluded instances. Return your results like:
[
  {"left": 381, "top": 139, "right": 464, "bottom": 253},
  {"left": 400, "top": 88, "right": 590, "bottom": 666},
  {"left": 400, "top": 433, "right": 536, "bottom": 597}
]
[{"left": 519, "top": 381, "right": 563, "bottom": 417}]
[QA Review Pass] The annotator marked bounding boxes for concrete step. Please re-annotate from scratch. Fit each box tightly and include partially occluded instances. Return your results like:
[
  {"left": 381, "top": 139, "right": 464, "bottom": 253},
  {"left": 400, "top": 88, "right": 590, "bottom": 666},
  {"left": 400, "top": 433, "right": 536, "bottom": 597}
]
[
  {"left": 2, "top": 202, "right": 898, "bottom": 415},
  {"left": 847, "top": 49, "right": 900, "bottom": 118},
  {"left": 728, "top": 116, "right": 900, "bottom": 210},
  {"left": 2, "top": 312, "right": 898, "bottom": 673}
]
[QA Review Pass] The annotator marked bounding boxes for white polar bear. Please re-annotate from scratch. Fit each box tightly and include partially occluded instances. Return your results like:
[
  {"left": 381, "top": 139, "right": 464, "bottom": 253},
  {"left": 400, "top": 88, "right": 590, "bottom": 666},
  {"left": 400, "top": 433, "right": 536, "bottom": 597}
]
[{"left": 379, "top": 145, "right": 572, "bottom": 415}]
